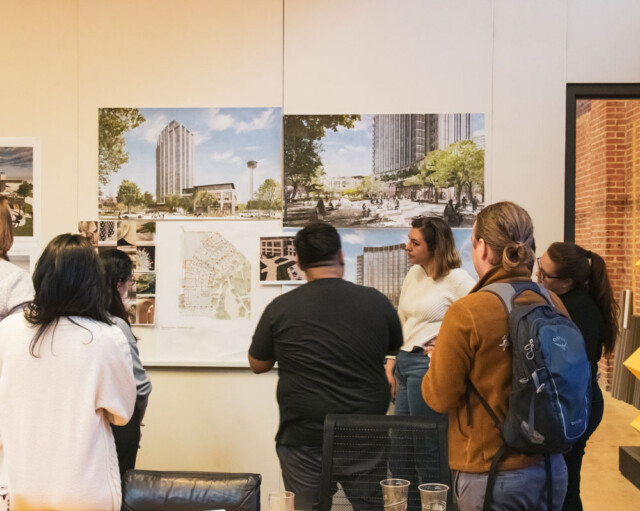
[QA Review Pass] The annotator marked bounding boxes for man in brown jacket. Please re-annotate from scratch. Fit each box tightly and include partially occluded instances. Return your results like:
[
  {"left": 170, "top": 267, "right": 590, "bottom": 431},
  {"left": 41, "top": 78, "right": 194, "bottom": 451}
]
[{"left": 422, "top": 202, "right": 569, "bottom": 510}]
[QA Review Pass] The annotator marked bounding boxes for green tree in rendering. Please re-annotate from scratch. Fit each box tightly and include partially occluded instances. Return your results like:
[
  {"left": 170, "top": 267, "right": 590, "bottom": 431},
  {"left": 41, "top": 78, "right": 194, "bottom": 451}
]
[
  {"left": 98, "top": 108, "right": 146, "bottom": 186},
  {"left": 255, "top": 178, "right": 283, "bottom": 214},
  {"left": 141, "top": 192, "right": 156, "bottom": 208},
  {"left": 283, "top": 115, "right": 361, "bottom": 200},
  {"left": 117, "top": 180, "right": 142, "bottom": 213},
  {"left": 404, "top": 154, "right": 449, "bottom": 204},
  {"left": 357, "top": 175, "right": 384, "bottom": 199},
  {"left": 17, "top": 181, "right": 33, "bottom": 199},
  {"left": 163, "top": 194, "right": 180, "bottom": 213}
]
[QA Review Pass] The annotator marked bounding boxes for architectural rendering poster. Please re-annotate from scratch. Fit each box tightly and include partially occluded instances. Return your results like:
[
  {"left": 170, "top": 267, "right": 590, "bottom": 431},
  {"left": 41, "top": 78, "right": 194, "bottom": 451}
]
[
  {"left": 284, "top": 227, "right": 476, "bottom": 309},
  {"left": 0, "top": 138, "right": 40, "bottom": 253},
  {"left": 283, "top": 114, "right": 485, "bottom": 228},
  {"left": 98, "top": 107, "right": 282, "bottom": 220},
  {"left": 259, "top": 234, "right": 304, "bottom": 284},
  {"left": 154, "top": 220, "right": 281, "bottom": 365},
  {"left": 78, "top": 219, "right": 157, "bottom": 326}
]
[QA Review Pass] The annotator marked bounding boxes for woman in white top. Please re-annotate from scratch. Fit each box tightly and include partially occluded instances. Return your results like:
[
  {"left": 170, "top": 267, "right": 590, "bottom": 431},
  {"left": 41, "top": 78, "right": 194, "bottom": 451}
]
[
  {"left": 0, "top": 197, "right": 33, "bottom": 321},
  {"left": 0, "top": 234, "right": 136, "bottom": 511},
  {"left": 387, "top": 216, "right": 475, "bottom": 485}
]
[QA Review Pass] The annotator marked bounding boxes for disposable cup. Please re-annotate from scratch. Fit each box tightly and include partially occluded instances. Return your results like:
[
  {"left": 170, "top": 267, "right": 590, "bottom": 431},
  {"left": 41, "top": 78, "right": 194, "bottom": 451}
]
[
  {"left": 380, "top": 478, "right": 410, "bottom": 511},
  {"left": 269, "top": 490, "right": 294, "bottom": 511},
  {"left": 418, "top": 483, "right": 449, "bottom": 511}
]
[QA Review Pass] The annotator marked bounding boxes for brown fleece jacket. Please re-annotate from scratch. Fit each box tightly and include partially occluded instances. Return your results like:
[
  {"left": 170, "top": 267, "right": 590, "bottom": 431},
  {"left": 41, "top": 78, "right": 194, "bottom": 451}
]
[{"left": 422, "top": 265, "right": 568, "bottom": 473}]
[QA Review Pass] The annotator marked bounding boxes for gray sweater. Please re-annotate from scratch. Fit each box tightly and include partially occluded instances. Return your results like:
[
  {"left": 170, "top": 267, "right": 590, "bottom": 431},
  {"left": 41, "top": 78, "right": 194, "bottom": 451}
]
[{"left": 111, "top": 315, "right": 152, "bottom": 416}]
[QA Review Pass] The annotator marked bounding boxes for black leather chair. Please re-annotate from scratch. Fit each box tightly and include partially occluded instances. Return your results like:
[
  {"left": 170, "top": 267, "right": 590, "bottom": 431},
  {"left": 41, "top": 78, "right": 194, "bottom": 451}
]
[{"left": 121, "top": 470, "right": 261, "bottom": 511}]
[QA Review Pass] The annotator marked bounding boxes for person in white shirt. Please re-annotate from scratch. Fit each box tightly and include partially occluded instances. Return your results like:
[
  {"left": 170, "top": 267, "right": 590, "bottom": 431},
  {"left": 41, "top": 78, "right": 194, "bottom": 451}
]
[
  {"left": 0, "top": 197, "right": 33, "bottom": 322},
  {"left": 386, "top": 216, "right": 475, "bottom": 487},
  {"left": 0, "top": 234, "right": 136, "bottom": 511}
]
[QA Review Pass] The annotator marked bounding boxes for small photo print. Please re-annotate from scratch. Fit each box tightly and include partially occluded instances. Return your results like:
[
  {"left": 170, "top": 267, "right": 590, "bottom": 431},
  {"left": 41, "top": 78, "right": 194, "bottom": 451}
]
[
  {"left": 99, "top": 221, "right": 117, "bottom": 244},
  {"left": 127, "top": 303, "right": 137, "bottom": 326},
  {"left": 117, "top": 220, "right": 138, "bottom": 246},
  {"left": 135, "top": 297, "right": 155, "bottom": 325},
  {"left": 136, "top": 246, "right": 155, "bottom": 272},
  {"left": 135, "top": 221, "right": 156, "bottom": 245},
  {"left": 134, "top": 272, "right": 156, "bottom": 295},
  {"left": 259, "top": 235, "right": 304, "bottom": 284},
  {"left": 78, "top": 221, "right": 99, "bottom": 246}
]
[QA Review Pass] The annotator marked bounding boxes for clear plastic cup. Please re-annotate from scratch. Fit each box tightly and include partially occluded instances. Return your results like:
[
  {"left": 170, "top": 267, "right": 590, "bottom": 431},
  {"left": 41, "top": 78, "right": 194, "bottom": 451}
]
[
  {"left": 418, "top": 483, "right": 449, "bottom": 511},
  {"left": 268, "top": 491, "right": 294, "bottom": 511},
  {"left": 380, "top": 478, "right": 410, "bottom": 511}
]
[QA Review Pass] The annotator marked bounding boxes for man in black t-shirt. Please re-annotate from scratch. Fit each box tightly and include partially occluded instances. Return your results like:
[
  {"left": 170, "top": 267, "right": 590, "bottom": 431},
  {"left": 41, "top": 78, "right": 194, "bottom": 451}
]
[{"left": 249, "top": 223, "right": 403, "bottom": 511}]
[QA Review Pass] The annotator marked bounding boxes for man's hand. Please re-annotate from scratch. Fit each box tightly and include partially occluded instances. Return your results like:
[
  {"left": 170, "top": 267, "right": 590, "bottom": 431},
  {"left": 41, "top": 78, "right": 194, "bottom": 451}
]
[{"left": 385, "top": 358, "right": 397, "bottom": 401}]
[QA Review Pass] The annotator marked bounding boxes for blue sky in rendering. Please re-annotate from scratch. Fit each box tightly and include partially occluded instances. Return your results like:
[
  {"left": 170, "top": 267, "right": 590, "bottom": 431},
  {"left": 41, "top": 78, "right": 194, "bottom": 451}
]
[
  {"left": 285, "top": 227, "right": 477, "bottom": 283},
  {"left": 100, "top": 107, "right": 282, "bottom": 204},
  {"left": 318, "top": 113, "right": 485, "bottom": 179},
  {"left": 0, "top": 147, "right": 33, "bottom": 180}
]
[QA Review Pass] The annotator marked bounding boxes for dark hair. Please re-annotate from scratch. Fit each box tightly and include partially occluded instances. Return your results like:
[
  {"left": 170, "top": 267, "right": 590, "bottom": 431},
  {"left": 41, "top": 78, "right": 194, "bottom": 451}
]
[
  {"left": 0, "top": 197, "right": 14, "bottom": 261},
  {"left": 411, "top": 216, "right": 461, "bottom": 280},
  {"left": 25, "top": 234, "right": 110, "bottom": 356},
  {"left": 294, "top": 222, "right": 341, "bottom": 269},
  {"left": 474, "top": 201, "right": 536, "bottom": 272},
  {"left": 99, "top": 249, "right": 133, "bottom": 325},
  {"left": 546, "top": 242, "right": 619, "bottom": 355}
]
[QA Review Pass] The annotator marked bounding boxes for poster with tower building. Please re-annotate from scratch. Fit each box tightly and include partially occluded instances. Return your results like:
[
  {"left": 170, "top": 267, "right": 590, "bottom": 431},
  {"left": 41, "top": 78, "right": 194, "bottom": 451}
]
[
  {"left": 98, "top": 107, "right": 282, "bottom": 220},
  {"left": 283, "top": 113, "right": 485, "bottom": 228}
]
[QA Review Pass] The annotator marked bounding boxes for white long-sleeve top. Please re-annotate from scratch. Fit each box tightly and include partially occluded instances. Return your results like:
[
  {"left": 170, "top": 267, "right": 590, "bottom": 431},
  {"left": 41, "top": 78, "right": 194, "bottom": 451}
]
[
  {"left": 0, "top": 259, "right": 33, "bottom": 322},
  {"left": 0, "top": 314, "right": 136, "bottom": 511},
  {"left": 397, "top": 265, "right": 476, "bottom": 352}
]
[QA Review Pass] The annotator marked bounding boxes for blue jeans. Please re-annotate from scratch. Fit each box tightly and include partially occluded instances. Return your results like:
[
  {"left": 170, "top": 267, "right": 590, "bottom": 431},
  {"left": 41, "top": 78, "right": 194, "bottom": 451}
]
[
  {"left": 391, "top": 351, "right": 448, "bottom": 509},
  {"left": 455, "top": 454, "right": 568, "bottom": 511},
  {"left": 561, "top": 381, "right": 604, "bottom": 511}
]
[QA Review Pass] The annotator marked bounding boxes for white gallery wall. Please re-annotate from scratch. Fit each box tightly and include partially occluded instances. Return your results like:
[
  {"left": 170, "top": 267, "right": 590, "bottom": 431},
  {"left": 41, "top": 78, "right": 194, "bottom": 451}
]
[{"left": 1, "top": 0, "right": 640, "bottom": 506}]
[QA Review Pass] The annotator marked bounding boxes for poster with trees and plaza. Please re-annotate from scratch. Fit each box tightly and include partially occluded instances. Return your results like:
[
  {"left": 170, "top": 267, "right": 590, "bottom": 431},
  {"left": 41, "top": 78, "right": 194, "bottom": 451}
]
[
  {"left": 98, "top": 107, "right": 282, "bottom": 220},
  {"left": 283, "top": 113, "right": 485, "bottom": 228}
]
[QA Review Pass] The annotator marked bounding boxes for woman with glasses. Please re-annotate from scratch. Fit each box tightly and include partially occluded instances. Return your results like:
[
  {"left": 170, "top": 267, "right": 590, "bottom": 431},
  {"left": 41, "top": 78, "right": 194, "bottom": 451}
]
[
  {"left": 0, "top": 197, "right": 33, "bottom": 321},
  {"left": 0, "top": 234, "right": 136, "bottom": 510},
  {"left": 386, "top": 216, "right": 475, "bottom": 485},
  {"left": 537, "top": 243, "right": 619, "bottom": 511},
  {"left": 99, "top": 249, "right": 152, "bottom": 478}
]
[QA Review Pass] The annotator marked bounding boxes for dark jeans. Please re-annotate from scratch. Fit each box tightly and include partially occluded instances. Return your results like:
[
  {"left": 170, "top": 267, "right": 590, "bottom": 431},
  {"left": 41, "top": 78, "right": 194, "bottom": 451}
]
[
  {"left": 112, "top": 409, "right": 141, "bottom": 479},
  {"left": 561, "top": 381, "right": 604, "bottom": 511},
  {"left": 391, "top": 351, "right": 447, "bottom": 509},
  {"left": 276, "top": 441, "right": 386, "bottom": 511}
]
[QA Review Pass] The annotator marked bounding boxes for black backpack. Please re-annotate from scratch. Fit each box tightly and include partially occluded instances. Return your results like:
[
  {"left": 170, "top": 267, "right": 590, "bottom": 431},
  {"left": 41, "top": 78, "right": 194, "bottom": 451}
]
[{"left": 471, "top": 281, "right": 591, "bottom": 510}]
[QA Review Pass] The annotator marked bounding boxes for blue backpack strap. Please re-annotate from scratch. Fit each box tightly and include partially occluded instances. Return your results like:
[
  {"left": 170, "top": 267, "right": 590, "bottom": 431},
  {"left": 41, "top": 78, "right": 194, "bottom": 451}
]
[{"left": 509, "top": 281, "right": 556, "bottom": 308}]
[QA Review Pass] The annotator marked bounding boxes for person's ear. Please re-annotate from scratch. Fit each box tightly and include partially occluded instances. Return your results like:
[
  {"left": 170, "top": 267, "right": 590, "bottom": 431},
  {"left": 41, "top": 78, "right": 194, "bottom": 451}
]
[{"left": 339, "top": 250, "right": 345, "bottom": 267}]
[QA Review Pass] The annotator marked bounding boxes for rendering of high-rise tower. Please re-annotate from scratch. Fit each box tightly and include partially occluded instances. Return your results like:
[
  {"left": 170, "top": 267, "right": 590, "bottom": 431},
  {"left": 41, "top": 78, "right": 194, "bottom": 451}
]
[
  {"left": 356, "top": 243, "right": 410, "bottom": 308},
  {"left": 156, "top": 120, "right": 194, "bottom": 202}
]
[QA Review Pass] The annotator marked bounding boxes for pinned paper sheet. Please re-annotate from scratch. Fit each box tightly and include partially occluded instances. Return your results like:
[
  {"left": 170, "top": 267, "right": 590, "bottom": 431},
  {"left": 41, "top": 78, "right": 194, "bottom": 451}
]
[{"left": 623, "top": 347, "right": 640, "bottom": 380}]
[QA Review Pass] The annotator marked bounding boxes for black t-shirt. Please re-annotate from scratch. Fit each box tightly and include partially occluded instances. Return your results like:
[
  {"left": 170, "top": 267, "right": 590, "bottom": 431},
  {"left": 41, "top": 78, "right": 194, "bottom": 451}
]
[
  {"left": 249, "top": 278, "right": 403, "bottom": 446},
  {"left": 560, "top": 286, "right": 606, "bottom": 379}
]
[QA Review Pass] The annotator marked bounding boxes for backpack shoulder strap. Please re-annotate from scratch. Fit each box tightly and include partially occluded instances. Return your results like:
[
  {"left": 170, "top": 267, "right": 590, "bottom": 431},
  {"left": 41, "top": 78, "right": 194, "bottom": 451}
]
[{"left": 481, "top": 282, "right": 516, "bottom": 315}]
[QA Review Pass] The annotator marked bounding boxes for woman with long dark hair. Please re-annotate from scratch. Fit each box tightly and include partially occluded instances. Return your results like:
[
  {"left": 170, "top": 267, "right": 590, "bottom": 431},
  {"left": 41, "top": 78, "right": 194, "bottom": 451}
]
[
  {"left": 537, "top": 242, "right": 619, "bottom": 511},
  {"left": 0, "top": 197, "right": 33, "bottom": 321},
  {"left": 99, "top": 249, "right": 152, "bottom": 477},
  {"left": 0, "top": 234, "right": 136, "bottom": 510}
]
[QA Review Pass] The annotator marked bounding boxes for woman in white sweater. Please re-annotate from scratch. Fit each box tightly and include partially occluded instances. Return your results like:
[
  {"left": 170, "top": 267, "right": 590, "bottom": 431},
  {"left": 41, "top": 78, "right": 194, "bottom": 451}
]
[
  {"left": 0, "top": 197, "right": 33, "bottom": 321},
  {"left": 0, "top": 234, "right": 136, "bottom": 511},
  {"left": 387, "top": 216, "right": 475, "bottom": 484}
]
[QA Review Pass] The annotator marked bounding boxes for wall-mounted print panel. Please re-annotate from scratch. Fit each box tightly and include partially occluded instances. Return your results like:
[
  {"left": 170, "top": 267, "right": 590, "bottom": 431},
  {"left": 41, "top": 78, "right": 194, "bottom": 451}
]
[
  {"left": 98, "top": 108, "right": 282, "bottom": 221},
  {"left": 283, "top": 114, "right": 485, "bottom": 229},
  {"left": 259, "top": 234, "right": 305, "bottom": 284},
  {"left": 1, "top": 138, "right": 41, "bottom": 259}
]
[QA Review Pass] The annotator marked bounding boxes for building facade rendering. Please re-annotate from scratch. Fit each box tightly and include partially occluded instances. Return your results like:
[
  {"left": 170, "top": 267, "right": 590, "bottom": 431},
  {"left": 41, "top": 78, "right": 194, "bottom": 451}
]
[
  {"left": 356, "top": 243, "right": 410, "bottom": 308},
  {"left": 156, "top": 120, "right": 194, "bottom": 202},
  {"left": 183, "top": 183, "right": 237, "bottom": 215}
]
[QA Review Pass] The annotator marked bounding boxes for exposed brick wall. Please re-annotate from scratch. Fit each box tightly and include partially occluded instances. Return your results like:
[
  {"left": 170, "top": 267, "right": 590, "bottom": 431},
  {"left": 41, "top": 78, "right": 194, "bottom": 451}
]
[{"left": 574, "top": 99, "right": 640, "bottom": 390}]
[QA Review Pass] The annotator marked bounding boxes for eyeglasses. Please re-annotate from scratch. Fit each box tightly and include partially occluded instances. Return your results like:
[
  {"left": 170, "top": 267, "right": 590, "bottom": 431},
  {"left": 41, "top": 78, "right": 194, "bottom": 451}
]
[
  {"left": 536, "top": 257, "right": 561, "bottom": 281},
  {"left": 129, "top": 275, "right": 137, "bottom": 284}
]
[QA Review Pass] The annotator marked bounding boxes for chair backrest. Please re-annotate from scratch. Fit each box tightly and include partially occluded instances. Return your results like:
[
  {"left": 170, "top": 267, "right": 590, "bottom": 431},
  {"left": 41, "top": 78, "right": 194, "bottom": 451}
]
[
  {"left": 319, "top": 414, "right": 451, "bottom": 511},
  {"left": 121, "top": 470, "right": 261, "bottom": 511}
]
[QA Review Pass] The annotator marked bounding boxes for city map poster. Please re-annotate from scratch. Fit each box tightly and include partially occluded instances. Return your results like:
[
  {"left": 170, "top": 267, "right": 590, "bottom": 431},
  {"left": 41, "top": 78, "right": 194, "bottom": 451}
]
[
  {"left": 283, "top": 113, "right": 485, "bottom": 229},
  {"left": 153, "top": 220, "right": 281, "bottom": 365},
  {"left": 98, "top": 107, "right": 282, "bottom": 220}
]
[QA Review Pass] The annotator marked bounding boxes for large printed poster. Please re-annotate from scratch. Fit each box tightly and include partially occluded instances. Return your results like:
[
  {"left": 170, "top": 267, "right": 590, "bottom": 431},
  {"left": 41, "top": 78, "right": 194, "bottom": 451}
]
[{"left": 153, "top": 220, "right": 281, "bottom": 365}]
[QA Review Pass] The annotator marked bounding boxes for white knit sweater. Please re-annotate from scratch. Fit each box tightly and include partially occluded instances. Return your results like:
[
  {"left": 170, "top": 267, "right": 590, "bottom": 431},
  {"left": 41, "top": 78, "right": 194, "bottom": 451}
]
[
  {"left": 397, "top": 265, "right": 476, "bottom": 352},
  {"left": 0, "top": 259, "right": 33, "bottom": 322},
  {"left": 0, "top": 315, "right": 136, "bottom": 511}
]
